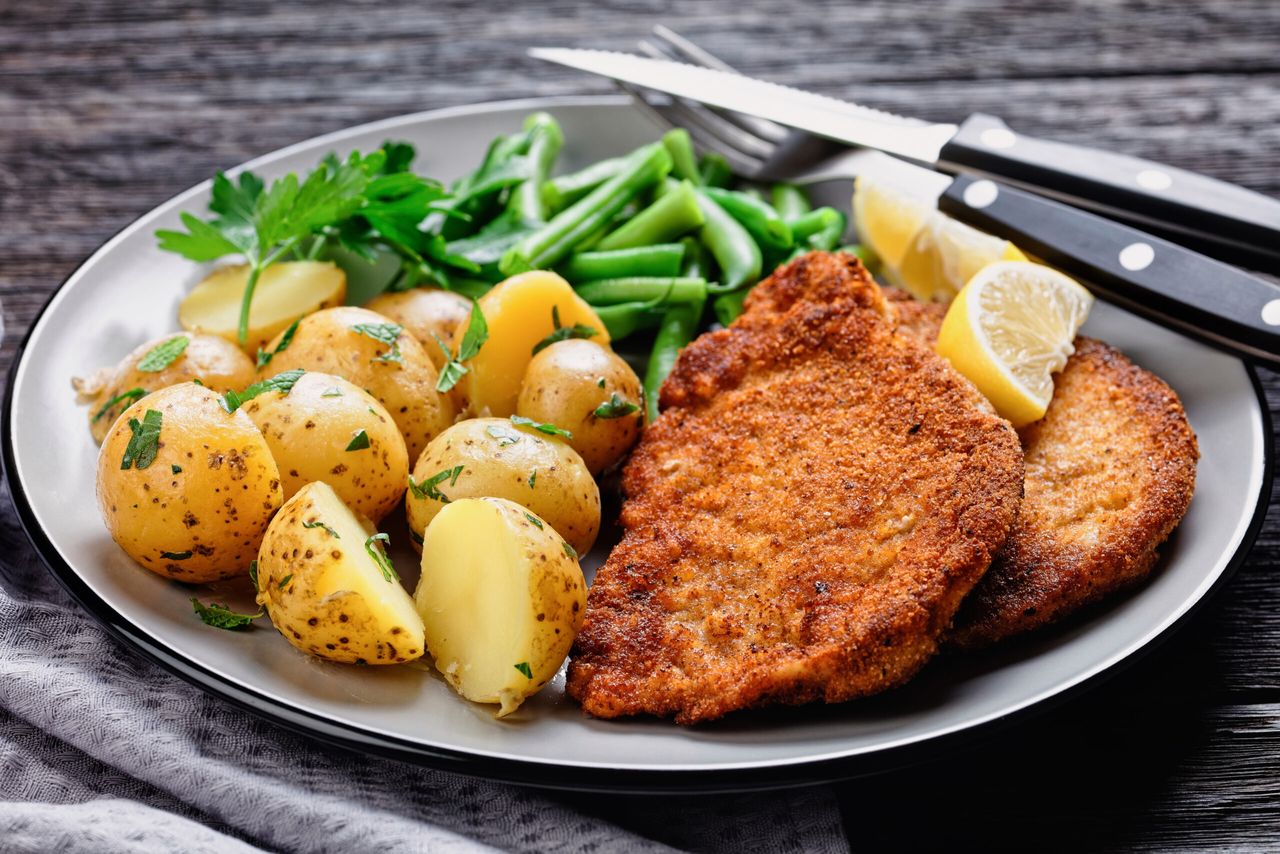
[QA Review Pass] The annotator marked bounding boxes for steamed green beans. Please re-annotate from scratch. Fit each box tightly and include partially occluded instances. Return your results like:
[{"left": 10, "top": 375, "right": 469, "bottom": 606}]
[
  {"left": 644, "top": 295, "right": 705, "bottom": 422},
  {"left": 576, "top": 277, "right": 708, "bottom": 306},
  {"left": 662, "top": 129, "right": 701, "bottom": 184},
  {"left": 694, "top": 189, "right": 761, "bottom": 292},
  {"left": 771, "top": 184, "right": 810, "bottom": 221},
  {"left": 701, "top": 187, "right": 792, "bottom": 251},
  {"left": 561, "top": 244, "right": 685, "bottom": 282},
  {"left": 789, "top": 207, "right": 847, "bottom": 251},
  {"left": 508, "top": 113, "right": 564, "bottom": 224},
  {"left": 596, "top": 180, "right": 705, "bottom": 251},
  {"left": 541, "top": 156, "right": 626, "bottom": 212}
]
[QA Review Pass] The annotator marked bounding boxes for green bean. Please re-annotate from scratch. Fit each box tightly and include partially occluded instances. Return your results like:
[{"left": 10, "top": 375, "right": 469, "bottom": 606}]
[
  {"left": 694, "top": 189, "right": 762, "bottom": 292},
  {"left": 508, "top": 112, "right": 564, "bottom": 223},
  {"left": 644, "top": 295, "right": 706, "bottom": 422},
  {"left": 789, "top": 207, "right": 847, "bottom": 250},
  {"left": 662, "top": 129, "right": 701, "bottom": 184},
  {"left": 542, "top": 156, "right": 626, "bottom": 213},
  {"left": 713, "top": 289, "right": 748, "bottom": 326},
  {"left": 702, "top": 187, "right": 792, "bottom": 251},
  {"left": 679, "top": 236, "right": 709, "bottom": 278},
  {"left": 561, "top": 244, "right": 684, "bottom": 282},
  {"left": 699, "top": 153, "right": 732, "bottom": 188},
  {"left": 499, "top": 143, "right": 672, "bottom": 274},
  {"left": 577, "top": 277, "right": 708, "bottom": 306},
  {"left": 591, "top": 301, "right": 666, "bottom": 340},
  {"left": 595, "top": 180, "right": 705, "bottom": 251},
  {"left": 771, "top": 183, "right": 811, "bottom": 221}
]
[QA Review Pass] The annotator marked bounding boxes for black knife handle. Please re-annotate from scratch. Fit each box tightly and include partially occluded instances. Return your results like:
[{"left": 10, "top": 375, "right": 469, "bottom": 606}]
[
  {"left": 938, "top": 114, "right": 1280, "bottom": 270},
  {"left": 938, "top": 174, "right": 1280, "bottom": 367}
]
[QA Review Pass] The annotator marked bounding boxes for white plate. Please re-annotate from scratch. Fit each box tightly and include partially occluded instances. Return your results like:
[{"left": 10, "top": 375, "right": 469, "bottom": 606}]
[{"left": 4, "top": 96, "right": 1271, "bottom": 792}]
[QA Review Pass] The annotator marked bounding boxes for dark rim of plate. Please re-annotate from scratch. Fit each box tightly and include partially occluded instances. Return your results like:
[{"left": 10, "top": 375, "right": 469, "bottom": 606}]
[{"left": 2, "top": 98, "right": 1273, "bottom": 794}]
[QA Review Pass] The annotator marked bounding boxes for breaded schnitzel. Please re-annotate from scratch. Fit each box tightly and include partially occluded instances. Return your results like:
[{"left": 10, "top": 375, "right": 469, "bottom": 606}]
[
  {"left": 883, "top": 289, "right": 1199, "bottom": 647},
  {"left": 567, "top": 253, "right": 1024, "bottom": 723}
]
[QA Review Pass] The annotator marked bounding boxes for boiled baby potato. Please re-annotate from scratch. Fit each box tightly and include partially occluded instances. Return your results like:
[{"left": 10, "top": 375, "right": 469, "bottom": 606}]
[
  {"left": 364, "top": 288, "right": 472, "bottom": 371},
  {"left": 405, "top": 417, "right": 599, "bottom": 556},
  {"left": 96, "top": 382, "right": 282, "bottom": 582},
  {"left": 516, "top": 339, "right": 644, "bottom": 475},
  {"left": 454, "top": 271, "right": 609, "bottom": 418},
  {"left": 260, "top": 306, "right": 456, "bottom": 461},
  {"left": 179, "top": 261, "right": 346, "bottom": 355},
  {"left": 76, "top": 332, "right": 256, "bottom": 444},
  {"left": 240, "top": 372, "right": 408, "bottom": 522},
  {"left": 256, "top": 481, "right": 425, "bottom": 665},
  {"left": 416, "top": 497, "right": 587, "bottom": 717}
]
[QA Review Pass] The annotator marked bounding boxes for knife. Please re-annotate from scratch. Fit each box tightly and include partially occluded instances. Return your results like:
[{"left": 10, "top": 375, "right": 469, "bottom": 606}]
[{"left": 530, "top": 47, "right": 1280, "bottom": 270}]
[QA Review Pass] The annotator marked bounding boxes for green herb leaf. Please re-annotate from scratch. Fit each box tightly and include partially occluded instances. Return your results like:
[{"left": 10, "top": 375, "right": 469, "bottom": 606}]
[
  {"left": 222, "top": 369, "right": 305, "bottom": 412},
  {"left": 597, "top": 378, "right": 606, "bottom": 388},
  {"left": 524, "top": 512, "right": 543, "bottom": 529},
  {"left": 249, "top": 559, "right": 259, "bottom": 590},
  {"left": 528, "top": 469, "right": 537, "bottom": 489},
  {"left": 321, "top": 386, "right": 343, "bottom": 397},
  {"left": 562, "top": 540, "right": 578, "bottom": 560},
  {"left": 121, "top": 410, "right": 163, "bottom": 470},
  {"left": 160, "top": 550, "right": 192, "bottom": 560},
  {"left": 514, "top": 661, "right": 533, "bottom": 679},
  {"left": 92, "top": 387, "right": 146, "bottom": 423},
  {"left": 593, "top": 393, "right": 640, "bottom": 420},
  {"left": 364, "top": 532, "right": 399, "bottom": 583},
  {"left": 278, "top": 573, "right": 294, "bottom": 590},
  {"left": 531, "top": 305, "right": 598, "bottom": 355},
  {"left": 191, "top": 598, "right": 264, "bottom": 631},
  {"left": 302, "top": 519, "right": 340, "bottom": 538},
  {"left": 510, "top": 415, "right": 572, "bottom": 440},
  {"left": 435, "top": 302, "right": 488, "bottom": 393},
  {"left": 171, "top": 464, "right": 182, "bottom": 474},
  {"left": 408, "top": 465, "right": 464, "bottom": 503},
  {"left": 346, "top": 429, "right": 371, "bottom": 451},
  {"left": 486, "top": 424, "right": 521, "bottom": 447},
  {"left": 256, "top": 318, "right": 300, "bottom": 369},
  {"left": 351, "top": 322, "right": 405, "bottom": 364}
]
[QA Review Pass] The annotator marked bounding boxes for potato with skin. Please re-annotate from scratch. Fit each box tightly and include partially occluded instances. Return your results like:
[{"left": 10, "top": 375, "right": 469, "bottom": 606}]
[
  {"left": 416, "top": 497, "right": 587, "bottom": 716},
  {"left": 364, "top": 288, "right": 472, "bottom": 371},
  {"left": 259, "top": 306, "right": 456, "bottom": 461},
  {"left": 179, "top": 261, "right": 347, "bottom": 355},
  {"left": 256, "top": 481, "right": 425, "bottom": 665},
  {"left": 240, "top": 372, "right": 409, "bottom": 522},
  {"left": 96, "top": 382, "right": 282, "bottom": 583},
  {"left": 454, "top": 271, "right": 610, "bottom": 418},
  {"left": 405, "top": 418, "right": 599, "bottom": 555},
  {"left": 75, "top": 332, "right": 256, "bottom": 444},
  {"left": 516, "top": 339, "right": 645, "bottom": 475}
]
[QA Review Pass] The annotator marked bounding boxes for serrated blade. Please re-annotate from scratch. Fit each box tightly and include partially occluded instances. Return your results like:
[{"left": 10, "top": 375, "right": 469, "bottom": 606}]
[{"left": 530, "top": 47, "right": 957, "bottom": 164}]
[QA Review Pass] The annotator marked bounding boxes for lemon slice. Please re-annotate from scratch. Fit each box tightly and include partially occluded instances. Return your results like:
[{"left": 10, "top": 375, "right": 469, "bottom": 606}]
[
  {"left": 936, "top": 261, "right": 1094, "bottom": 427},
  {"left": 853, "top": 174, "right": 937, "bottom": 271}
]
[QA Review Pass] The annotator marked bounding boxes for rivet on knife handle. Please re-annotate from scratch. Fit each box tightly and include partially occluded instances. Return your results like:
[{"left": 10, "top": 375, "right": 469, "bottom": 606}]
[{"left": 939, "top": 174, "right": 1280, "bottom": 368}]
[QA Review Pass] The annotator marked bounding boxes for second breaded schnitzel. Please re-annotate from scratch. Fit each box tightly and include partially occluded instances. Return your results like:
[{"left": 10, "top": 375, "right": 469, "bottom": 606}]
[
  {"left": 567, "top": 253, "right": 1025, "bottom": 723},
  {"left": 883, "top": 289, "right": 1199, "bottom": 647}
]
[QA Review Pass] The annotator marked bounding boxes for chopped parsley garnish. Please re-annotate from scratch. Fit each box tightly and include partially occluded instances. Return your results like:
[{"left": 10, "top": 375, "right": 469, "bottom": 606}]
[
  {"left": 523, "top": 512, "right": 543, "bottom": 529},
  {"left": 514, "top": 662, "right": 533, "bottom": 679},
  {"left": 92, "top": 387, "right": 146, "bottom": 422},
  {"left": 434, "top": 302, "right": 488, "bottom": 393},
  {"left": 171, "top": 464, "right": 182, "bottom": 474},
  {"left": 593, "top": 393, "right": 640, "bottom": 420},
  {"left": 321, "top": 386, "right": 343, "bottom": 397},
  {"left": 249, "top": 559, "right": 259, "bottom": 590},
  {"left": 528, "top": 469, "right": 537, "bottom": 489},
  {"left": 256, "top": 318, "right": 300, "bottom": 369},
  {"left": 137, "top": 336, "right": 189, "bottom": 372},
  {"left": 531, "top": 305, "right": 598, "bottom": 355},
  {"left": 510, "top": 415, "right": 572, "bottom": 439},
  {"left": 121, "top": 409, "right": 163, "bottom": 470},
  {"left": 408, "top": 465, "right": 464, "bottom": 503},
  {"left": 302, "top": 519, "right": 339, "bottom": 538},
  {"left": 351, "top": 322, "right": 404, "bottom": 364},
  {"left": 562, "top": 540, "right": 578, "bottom": 559},
  {"left": 278, "top": 573, "right": 294, "bottom": 590},
  {"left": 160, "top": 550, "right": 192, "bottom": 560},
  {"left": 191, "top": 598, "right": 263, "bottom": 630},
  {"left": 364, "top": 532, "right": 398, "bottom": 583},
  {"left": 597, "top": 378, "right": 606, "bottom": 389},
  {"left": 345, "top": 429, "right": 371, "bottom": 451},
  {"left": 486, "top": 424, "right": 521, "bottom": 446},
  {"left": 222, "top": 369, "right": 305, "bottom": 412}
]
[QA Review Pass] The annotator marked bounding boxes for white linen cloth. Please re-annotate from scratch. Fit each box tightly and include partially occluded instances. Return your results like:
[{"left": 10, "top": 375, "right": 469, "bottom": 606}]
[{"left": 0, "top": 485, "right": 848, "bottom": 854}]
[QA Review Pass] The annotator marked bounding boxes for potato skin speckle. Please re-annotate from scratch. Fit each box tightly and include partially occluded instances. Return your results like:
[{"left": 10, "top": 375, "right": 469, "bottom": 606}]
[{"left": 96, "top": 382, "right": 283, "bottom": 582}]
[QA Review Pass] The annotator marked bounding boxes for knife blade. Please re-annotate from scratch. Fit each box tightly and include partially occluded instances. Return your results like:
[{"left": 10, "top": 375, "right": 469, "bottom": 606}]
[{"left": 531, "top": 47, "right": 1280, "bottom": 268}]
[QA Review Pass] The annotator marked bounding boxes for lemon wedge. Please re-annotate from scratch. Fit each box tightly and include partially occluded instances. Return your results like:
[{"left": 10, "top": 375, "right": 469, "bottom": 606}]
[
  {"left": 853, "top": 174, "right": 1027, "bottom": 302},
  {"left": 936, "top": 261, "right": 1094, "bottom": 427}
]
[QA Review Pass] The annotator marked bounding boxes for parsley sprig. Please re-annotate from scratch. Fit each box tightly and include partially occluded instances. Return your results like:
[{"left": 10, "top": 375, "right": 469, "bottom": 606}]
[
  {"left": 191, "top": 598, "right": 263, "bottom": 631},
  {"left": 434, "top": 302, "right": 488, "bottom": 392},
  {"left": 531, "top": 306, "right": 598, "bottom": 355}
]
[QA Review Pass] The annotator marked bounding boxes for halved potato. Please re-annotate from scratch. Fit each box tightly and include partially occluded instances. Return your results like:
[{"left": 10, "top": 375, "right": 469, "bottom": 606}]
[
  {"left": 364, "top": 288, "right": 472, "bottom": 370},
  {"left": 256, "top": 481, "right": 425, "bottom": 665},
  {"left": 179, "top": 261, "right": 346, "bottom": 355},
  {"left": 415, "top": 497, "right": 586, "bottom": 716},
  {"left": 454, "top": 271, "right": 609, "bottom": 418}
]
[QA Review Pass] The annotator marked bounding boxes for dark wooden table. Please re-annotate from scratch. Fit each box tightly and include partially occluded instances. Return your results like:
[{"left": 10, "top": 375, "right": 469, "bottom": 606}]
[{"left": 4, "top": 1, "right": 1279, "bottom": 849}]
